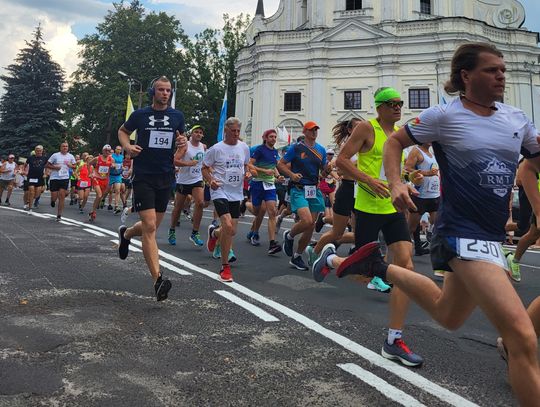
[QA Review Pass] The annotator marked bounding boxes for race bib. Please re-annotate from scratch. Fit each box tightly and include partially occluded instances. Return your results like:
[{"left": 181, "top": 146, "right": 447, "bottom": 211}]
[
  {"left": 98, "top": 166, "right": 109, "bottom": 174},
  {"left": 122, "top": 169, "right": 130, "bottom": 177},
  {"left": 79, "top": 181, "right": 89, "bottom": 188},
  {"left": 457, "top": 238, "right": 508, "bottom": 269},
  {"left": 282, "top": 178, "right": 289, "bottom": 186},
  {"left": 285, "top": 192, "right": 290, "bottom": 203},
  {"left": 115, "top": 163, "right": 122, "bottom": 170},
  {"left": 149, "top": 130, "right": 173, "bottom": 149},
  {"left": 190, "top": 167, "right": 202, "bottom": 176},
  {"left": 29, "top": 178, "right": 38, "bottom": 183},
  {"left": 379, "top": 164, "right": 387, "bottom": 181},
  {"left": 426, "top": 176, "right": 440, "bottom": 193},
  {"left": 304, "top": 185, "right": 317, "bottom": 199},
  {"left": 263, "top": 182, "right": 275, "bottom": 191},
  {"left": 226, "top": 167, "right": 243, "bottom": 186},
  {"left": 59, "top": 167, "right": 69, "bottom": 177}
]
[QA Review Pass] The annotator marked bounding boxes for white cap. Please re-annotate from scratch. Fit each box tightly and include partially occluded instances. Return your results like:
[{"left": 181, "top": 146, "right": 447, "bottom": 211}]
[
  {"left": 327, "top": 149, "right": 335, "bottom": 155},
  {"left": 102, "top": 144, "right": 112, "bottom": 150}
]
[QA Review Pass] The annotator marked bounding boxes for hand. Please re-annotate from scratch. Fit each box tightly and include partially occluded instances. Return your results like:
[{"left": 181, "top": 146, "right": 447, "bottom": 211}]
[
  {"left": 125, "top": 144, "right": 143, "bottom": 158},
  {"left": 263, "top": 168, "right": 274, "bottom": 176},
  {"left": 429, "top": 168, "right": 439, "bottom": 177},
  {"left": 366, "top": 177, "right": 390, "bottom": 198},
  {"left": 391, "top": 182, "right": 417, "bottom": 212},
  {"left": 277, "top": 176, "right": 285, "bottom": 183},
  {"left": 409, "top": 169, "right": 424, "bottom": 186},
  {"left": 189, "top": 160, "right": 198, "bottom": 166},
  {"left": 290, "top": 173, "right": 302, "bottom": 183},
  {"left": 176, "top": 131, "right": 187, "bottom": 148},
  {"left": 210, "top": 179, "right": 221, "bottom": 190}
]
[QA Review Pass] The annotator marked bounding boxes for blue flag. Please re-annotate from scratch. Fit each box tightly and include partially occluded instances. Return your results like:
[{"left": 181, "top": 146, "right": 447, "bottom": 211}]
[{"left": 217, "top": 90, "right": 227, "bottom": 142}]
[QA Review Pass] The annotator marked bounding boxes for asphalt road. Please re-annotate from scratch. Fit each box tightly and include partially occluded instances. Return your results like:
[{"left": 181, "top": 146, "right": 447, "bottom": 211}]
[{"left": 1, "top": 189, "right": 540, "bottom": 406}]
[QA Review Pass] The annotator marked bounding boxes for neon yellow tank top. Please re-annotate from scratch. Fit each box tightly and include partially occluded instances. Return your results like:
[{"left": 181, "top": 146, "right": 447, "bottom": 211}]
[{"left": 354, "top": 118, "right": 401, "bottom": 214}]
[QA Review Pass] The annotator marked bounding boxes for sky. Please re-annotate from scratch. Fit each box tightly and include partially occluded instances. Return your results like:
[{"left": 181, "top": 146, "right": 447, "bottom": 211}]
[{"left": 0, "top": 0, "right": 538, "bottom": 81}]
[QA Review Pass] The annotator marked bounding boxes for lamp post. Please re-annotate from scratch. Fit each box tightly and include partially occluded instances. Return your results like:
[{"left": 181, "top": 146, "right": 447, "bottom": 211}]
[
  {"left": 118, "top": 71, "right": 143, "bottom": 109},
  {"left": 524, "top": 61, "right": 538, "bottom": 124}
]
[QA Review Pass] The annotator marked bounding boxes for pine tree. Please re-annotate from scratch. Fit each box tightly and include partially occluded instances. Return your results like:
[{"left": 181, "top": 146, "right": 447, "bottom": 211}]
[{"left": 0, "top": 25, "right": 65, "bottom": 158}]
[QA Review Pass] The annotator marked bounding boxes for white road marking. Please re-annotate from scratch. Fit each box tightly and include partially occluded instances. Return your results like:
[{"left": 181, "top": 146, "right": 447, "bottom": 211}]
[
  {"left": 1, "top": 207, "right": 482, "bottom": 406},
  {"left": 215, "top": 290, "right": 279, "bottom": 322},
  {"left": 159, "top": 260, "right": 192, "bottom": 276},
  {"left": 83, "top": 228, "right": 106, "bottom": 237},
  {"left": 338, "top": 363, "right": 426, "bottom": 407}
]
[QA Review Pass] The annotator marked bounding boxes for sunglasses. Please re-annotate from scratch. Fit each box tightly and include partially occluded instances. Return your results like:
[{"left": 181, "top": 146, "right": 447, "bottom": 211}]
[{"left": 383, "top": 101, "right": 404, "bottom": 108}]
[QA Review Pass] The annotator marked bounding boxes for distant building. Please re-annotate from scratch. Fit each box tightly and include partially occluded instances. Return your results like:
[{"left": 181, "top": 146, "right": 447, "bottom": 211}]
[{"left": 236, "top": 0, "right": 540, "bottom": 147}]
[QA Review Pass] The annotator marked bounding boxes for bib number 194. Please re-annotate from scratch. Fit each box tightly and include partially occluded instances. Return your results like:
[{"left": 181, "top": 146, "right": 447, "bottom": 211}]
[{"left": 149, "top": 131, "right": 173, "bottom": 149}]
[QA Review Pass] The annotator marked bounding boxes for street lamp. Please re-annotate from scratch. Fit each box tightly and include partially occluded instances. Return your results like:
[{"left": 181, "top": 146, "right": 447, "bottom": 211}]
[{"left": 118, "top": 71, "right": 143, "bottom": 109}]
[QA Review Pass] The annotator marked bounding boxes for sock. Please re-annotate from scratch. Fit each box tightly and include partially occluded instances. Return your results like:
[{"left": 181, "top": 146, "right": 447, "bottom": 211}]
[
  {"left": 387, "top": 329, "right": 402, "bottom": 345},
  {"left": 327, "top": 254, "right": 336, "bottom": 268},
  {"left": 270, "top": 240, "right": 277, "bottom": 245},
  {"left": 294, "top": 253, "right": 302, "bottom": 259},
  {"left": 374, "top": 261, "right": 389, "bottom": 281},
  {"left": 192, "top": 229, "right": 197, "bottom": 235},
  {"left": 169, "top": 228, "right": 175, "bottom": 232},
  {"left": 287, "top": 232, "right": 294, "bottom": 240}
]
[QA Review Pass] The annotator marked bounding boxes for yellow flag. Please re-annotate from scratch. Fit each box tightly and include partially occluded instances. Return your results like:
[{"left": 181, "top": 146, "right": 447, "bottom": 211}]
[{"left": 126, "top": 95, "right": 137, "bottom": 141}]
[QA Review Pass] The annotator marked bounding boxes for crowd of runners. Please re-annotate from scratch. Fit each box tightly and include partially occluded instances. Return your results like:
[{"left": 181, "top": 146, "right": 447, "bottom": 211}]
[{"left": 3, "top": 42, "right": 540, "bottom": 405}]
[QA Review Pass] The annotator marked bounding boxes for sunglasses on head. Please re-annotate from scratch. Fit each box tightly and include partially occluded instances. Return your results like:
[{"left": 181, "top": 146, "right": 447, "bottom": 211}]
[{"left": 383, "top": 101, "right": 404, "bottom": 108}]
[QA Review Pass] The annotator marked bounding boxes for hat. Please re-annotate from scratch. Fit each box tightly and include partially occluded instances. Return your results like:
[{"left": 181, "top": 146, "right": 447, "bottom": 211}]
[
  {"left": 8, "top": 154, "right": 15, "bottom": 158},
  {"left": 102, "top": 144, "right": 112, "bottom": 151},
  {"left": 262, "top": 129, "right": 277, "bottom": 138},
  {"left": 326, "top": 149, "right": 335, "bottom": 155},
  {"left": 374, "top": 87, "right": 401, "bottom": 107},
  {"left": 191, "top": 124, "right": 204, "bottom": 132},
  {"left": 303, "top": 121, "right": 320, "bottom": 131}
]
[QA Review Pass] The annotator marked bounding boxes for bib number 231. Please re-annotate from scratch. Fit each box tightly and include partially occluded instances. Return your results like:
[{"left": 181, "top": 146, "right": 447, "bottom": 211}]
[{"left": 149, "top": 131, "right": 173, "bottom": 149}]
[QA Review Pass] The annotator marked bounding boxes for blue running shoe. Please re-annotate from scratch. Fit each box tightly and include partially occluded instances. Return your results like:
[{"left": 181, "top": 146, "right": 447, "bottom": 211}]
[
  {"left": 247, "top": 231, "right": 254, "bottom": 241},
  {"left": 382, "top": 339, "right": 423, "bottom": 367},
  {"left": 168, "top": 229, "right": 176, "bottom": 246},
  {"left": 312, "top": 244, "right": 335, "bottom": 282},
  {"left": 212, "top": 245, "right": 221, "bottom": 259},
  {"left": 367, "top": 276, "right": 392, "bottom": 293},
  {"left": 289, "top": 255, "right": 308, "bottom": 271},
  {"left": 250, "top": 233, "right": 260, "bottom": 246},
  {"left": 189, "top": 232, "right": 204, "bottom": 247},
  {"left": 228, "top": 249, "right": 237, "bottom": 263}
]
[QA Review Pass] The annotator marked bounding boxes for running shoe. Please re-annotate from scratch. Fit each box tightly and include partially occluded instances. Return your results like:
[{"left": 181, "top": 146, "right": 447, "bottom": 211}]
[
  {"left": 118, "top": 225, "right": 130, "bottom": 260},
  {"left": 315, "top": 212, "right": 325, "bottom": 233},
  {"left": 69, "top": 199, "right": 74, "bottom": 205},
  {"left": 34, "top": 198, "right": 40, "bottom": 207},
  {"left": 56, "top": 215, "right": 61, "bottom": 222},
  {"left": 79, "top": 208, "right": 83, "bottom": 214},
  {"left": 276, "top": 215, "right": 284, "bottom": 231},
  {"left": 268, "top": 241, "right": 282, "bottom": 255},
  {"left": 154, "top": 275, "right": 172, "bottom": 301},
  {"left": 88, "top": 211, "right": 96, "bottom": 222},
  {"left": 247, "top": 230, "right": 254, "bottom": 241},
  {"left": 250, "top": 233, "right": 260, "bottom": 246},
  {"left": 120, "top": 207, "right": 129, "bottom": 225},
  {"left": 367, "top": 276, "right": 392, "bottom": 293},
  {"left": 506, "top": 253, "right": 521, "bottom": 282},
  {"left": 289, "top": 255, "right": 308, "bottom": 271},
  {"left": 212, "top": 245, "right": 222, "bottom": 259},
  {"left": 282, "top": 230, "right": 294, "bottom": 257},
  {"left": 107, "top": 204, "right": 113, "bottom": 210},
  {"left": 414, "top": 246, "right": 430, "bottom": 256},
  {"left": 50, "top": 201, "right": 55, "bottom": 208},
  {"left": 183, "top": 210, "right": 192, "bottom": 221},
  {"left": 99, "top": 200, "right": 105, "bottom": 209},
  {"left": 189, "top": 232, "right": 204, "bottom": 247},
  {"left": 305, "top": 245, "right": 318, "bottom": 267},
  {"left": 433, "top": 270, "right": 445, "bottom": 279},
  {"left": 114, "top": 207, "right": 122, "bottom": 215},
  {"left": 4, "top": 200, "right": 10, "bottom": 206},
  {"left": 23, "top": 204, "right": 29, "bottom": 210},
  {"left": 211, "top": 219, "right": 219, "bottom": 228},
  {"left": 168, "top": 229, "right": 176, "bottom": 246},
  {"left": 228, "top": 249, "right": 237, "bottom": 263},
  {"left": 220, "top": 265, "right": 233, "bottom": 282},
  {"left": 312, "top": 243, "right": 335, "bottom": 282},
  {"left": 381, "top": 339, "right": 423, "bottom": 367},
  {"left": 336, "top": 241, "right": 387, "bottom": 279},
  {"left": 207, "top": 224, "right": 218, "bottom": 252}
]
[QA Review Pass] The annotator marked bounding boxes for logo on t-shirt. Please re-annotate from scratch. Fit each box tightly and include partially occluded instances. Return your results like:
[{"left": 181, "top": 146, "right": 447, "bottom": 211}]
[
  {"left": 479, "top": 158, "right": 513, "bottom": 197},
  {"left": 149, "top": 115, "right": 170, "bottom": 126}
]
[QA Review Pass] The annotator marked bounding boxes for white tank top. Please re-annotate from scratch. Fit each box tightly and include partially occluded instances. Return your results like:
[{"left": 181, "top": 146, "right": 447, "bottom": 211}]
[
  {"left": 0, "top": 162, "right": 16, "bottom": 180},
  {"left": 415, "top": 147, "right": 440, "bottom": 199},
  {"left": 176, "top": 142, "right": 205, "bottom": 185}
]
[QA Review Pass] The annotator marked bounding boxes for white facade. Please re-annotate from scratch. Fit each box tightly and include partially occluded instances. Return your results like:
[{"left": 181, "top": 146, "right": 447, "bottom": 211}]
[{"left": 236, "top": 0, "right": 540, "bottom": 147}]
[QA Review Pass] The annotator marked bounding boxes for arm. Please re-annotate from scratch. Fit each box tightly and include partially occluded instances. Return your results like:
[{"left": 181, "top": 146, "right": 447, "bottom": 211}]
[
  {"left": 277, "top": 158, "right": 302, "bottom": 183},
  {"left": 173, "top": 143, "right": 189, "bottom": 167},
  {"left": 202, "top": 164, "right": 220, "bottom": 190},
  {"left": 118, "top": 125, "right": 143, "bottom": 157},
  {"left": 521, "top": 158, "right": 540, "bottom": 228}
]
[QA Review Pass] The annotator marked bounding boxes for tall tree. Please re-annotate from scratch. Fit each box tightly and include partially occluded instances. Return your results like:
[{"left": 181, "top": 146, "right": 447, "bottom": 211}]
[
  {"left": 0, "top": 25, "right": 65, "bottom": 157},
  {"left": 64, "top": 0, "right": 190, "bottom": 152}
]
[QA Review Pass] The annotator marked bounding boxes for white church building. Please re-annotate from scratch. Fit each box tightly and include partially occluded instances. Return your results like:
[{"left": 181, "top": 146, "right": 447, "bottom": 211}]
[{"left": 235, "top": 0, "right": 540, "bottom": 147}]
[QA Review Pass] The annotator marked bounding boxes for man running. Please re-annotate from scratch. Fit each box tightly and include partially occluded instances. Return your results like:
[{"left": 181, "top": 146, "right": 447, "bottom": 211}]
[
  {"left": 117, "top": 76, "right": 186, "bottom": 301},
  {"left": 332, "top": 43, "right": 540, "bottom": 405},
  {"left": 311, "top": 88, "right": 423, "bottom": 367},
  {"left": 24, "top": 145, "right": 47, "bottom": 212},
  {"left": 202, "top": 117, "right": 250, "bottom": 282},
  {"left": 168, "top": 124, "right": 206, "bottom": 247},
  {"left": 0, "top": 154, "right": 17, "bottom": 205},
  {"left": 45, "top": 142, "right": 77, "bottom": 220}
]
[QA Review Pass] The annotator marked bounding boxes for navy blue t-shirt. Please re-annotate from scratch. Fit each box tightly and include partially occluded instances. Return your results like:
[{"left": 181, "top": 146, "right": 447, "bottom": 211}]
[
  {"left": 123, "top": 106, "right": 185, "bottom": 176},
  {"left": 27, "top": 155, "right": 48, "bottom": 179}
]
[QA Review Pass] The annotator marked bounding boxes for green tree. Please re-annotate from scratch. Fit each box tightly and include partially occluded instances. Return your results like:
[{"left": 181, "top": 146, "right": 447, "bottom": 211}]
[
  {"left": 0, "top": 25, "right": 65, "bottom": 157},
  {"left": 64, "top": 0, "right": 190, "bottom": 152}
]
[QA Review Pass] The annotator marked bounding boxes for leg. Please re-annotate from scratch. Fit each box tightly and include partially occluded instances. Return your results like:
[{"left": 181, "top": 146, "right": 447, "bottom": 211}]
[
  {"left": 314, "top": 213, "right": 350, "bottom": 254},
  {"left": 28, "top": 186, "right": 35, "bottom": 210},
  {"left": 266, "top": 200, "right": 278, "bottom": 242},
  {"left": 527, "top": 296, "right": 540, "bottom": 339},
  {"left": 215, "top": 214, "right": 237, "bottom": 265},
  {"left": 191, "top": 187, "right": 204, "bottom": 232},
  {"left": 170, "top": 192, "right": 186, "bottom": 229},
  {"left": 57, "top": 189, "right": 67, "bottom": 216}
]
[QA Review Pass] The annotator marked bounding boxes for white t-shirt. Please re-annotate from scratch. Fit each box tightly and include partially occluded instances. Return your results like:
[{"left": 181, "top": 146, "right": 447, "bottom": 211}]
[
  {"left": 48, "top": 152, "right": 76, "bottom": 180},
  {"left": 0, "top": 161, "right": 16, "bottom": 180},
  {"left": 176, "top": 141, "right": 205, "bottom": 185},
  {"left": 203, "top": 141, "right": 250, "bottom": 202}
]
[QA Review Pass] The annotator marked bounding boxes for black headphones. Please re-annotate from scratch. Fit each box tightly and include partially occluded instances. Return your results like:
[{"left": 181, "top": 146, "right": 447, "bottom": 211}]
[{"left": 147, "top": 76, "right": 162, "bottom": 99}]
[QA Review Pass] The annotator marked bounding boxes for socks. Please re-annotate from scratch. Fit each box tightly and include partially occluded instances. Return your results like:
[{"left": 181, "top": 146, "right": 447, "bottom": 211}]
[
  {"left": 387, "top": 329, "right": 402, "bottom": 345},
  {"left": 192, "top": 229, "right": 198, "bottom": 235},
  {"left": 327, "top": 254, "right": 336, "bottom": 268},
  {"left": 293, "top": 253, "right": 302, "bottom": 259}
]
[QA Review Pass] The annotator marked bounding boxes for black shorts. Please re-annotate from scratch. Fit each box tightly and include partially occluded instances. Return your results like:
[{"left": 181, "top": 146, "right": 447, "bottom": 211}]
[
  {"left": 26, "top": 177, "right": 44, "bottom": 189},
  {"left": 213, "top": 199, "right": 241, "bottom": 219},
  {"left": 50, "top": 179, "right": 69, "bottom": 192},
  {"left": 410, "top": 196, "right": 440, "bottom": 214},
  {"left": 354, "top": 210, "right": 410, "bottom": 248},
  {"left": 122, "top": 178, "right": 132, "bottom": 188},
  {"left": 176, "top": 181, "right": 204, "bottom": 196},
  {"left": 429, "top": 234, "right": 460, "bottom": 272},
  {"left": 333, "top": 180, "right": 355, "bottom": 217},
  {"left": 132, "top": 173, "right": 173, "bottom": 213}
]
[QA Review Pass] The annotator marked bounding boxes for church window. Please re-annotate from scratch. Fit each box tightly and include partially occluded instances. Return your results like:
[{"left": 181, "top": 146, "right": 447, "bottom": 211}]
[
  {"left": 420, "top": 0, "right": 432, "bottom": 15},
  {"left": 409, "top": 88, "right": 430, "bottom": 109},
  {"left": 346, "top": 0, "right": 362, "bottom": 11},
  {"left": 284, "top": 92, "right": 302, "bottom": 111},
  {"left": 344, "top": 91, "right": 362, "bottom": 110}
]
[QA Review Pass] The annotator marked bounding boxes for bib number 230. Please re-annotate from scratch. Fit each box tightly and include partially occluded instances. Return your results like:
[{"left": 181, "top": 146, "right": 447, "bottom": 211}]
[{"left": 457, "top": 238, "right": 507, "bottom": 269}]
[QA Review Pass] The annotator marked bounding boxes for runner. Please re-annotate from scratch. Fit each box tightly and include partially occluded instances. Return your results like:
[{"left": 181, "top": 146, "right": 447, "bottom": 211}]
[
  {"left": 277, "top": 121, "right": 329, "bottom": 271},
  {"left": 0, "top": 154, "right": 17, "bottom": 205},
  {"left": 24, "top": 145, "right": 47, "bottom": 212},
  {"left": 202, "top": 117, "right": 250, "bottom": 282},
  {"left": 249, "top": 129, "right": 283, "bottom": 254},
  {"left": 75, "top": 154, "right": 93, "bottom": 214},
  {"left": 69, "top": 154, "right": 80, "bottom": 206},
  {"left": 109, "top": 145, "right": 124, "bottom": 214},
  {"left": 88, "top": 145, "right": 113, "bottom": 222},
  {"left": 117, "top": 75, "right": 187, "bottom": 301},
  {"left": 311, "top": 88, "right": 424, "bottom": 366},
  {"left": 328, "top": 43, "right": 540, "bottom": 404},
  {"left": 168, "top": 124, "right": 206, "bottom": 247},
  {"left": 45, "top": 142, "right": 77, "bottom": 220}
]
